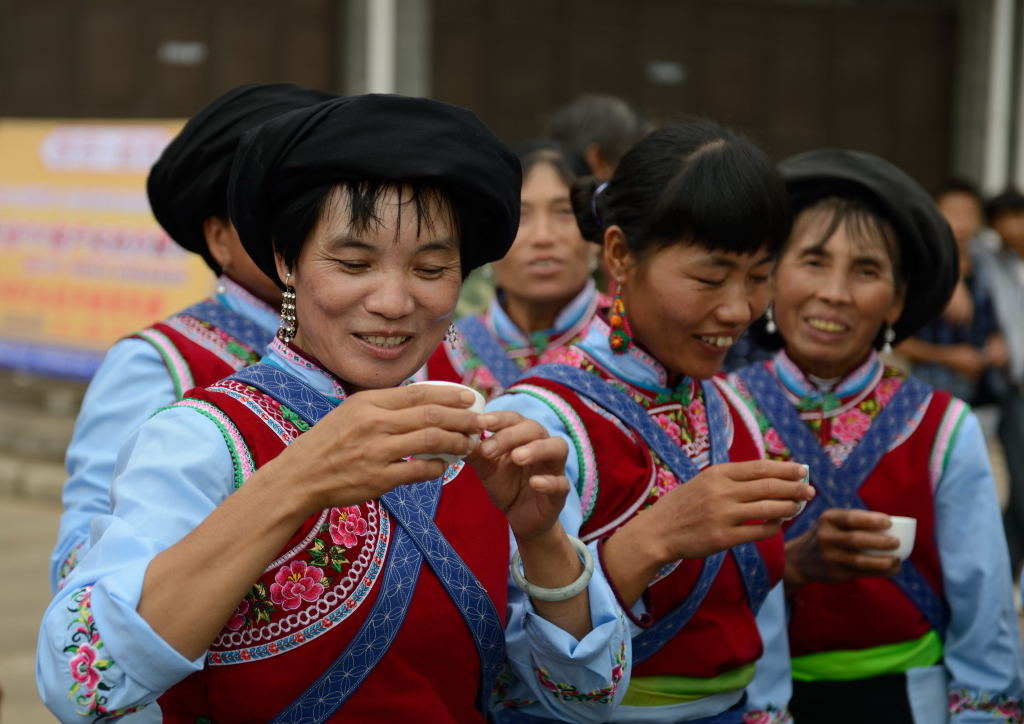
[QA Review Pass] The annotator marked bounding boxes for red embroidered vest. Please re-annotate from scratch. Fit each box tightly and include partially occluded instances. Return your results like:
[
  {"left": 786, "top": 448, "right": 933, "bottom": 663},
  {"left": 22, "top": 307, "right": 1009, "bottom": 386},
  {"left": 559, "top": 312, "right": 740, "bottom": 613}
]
[
  {"left": 514, "top": 361, "right": 785, "bottom": 680},
  {"left": 157, "top": 378, "right": 509, "bottom": 723},
  {"left": 731, "top": 364, "right": 952, "bottom": 656},
  {"left": 130, "top": 302, "right": 263, "bottom": 399}
]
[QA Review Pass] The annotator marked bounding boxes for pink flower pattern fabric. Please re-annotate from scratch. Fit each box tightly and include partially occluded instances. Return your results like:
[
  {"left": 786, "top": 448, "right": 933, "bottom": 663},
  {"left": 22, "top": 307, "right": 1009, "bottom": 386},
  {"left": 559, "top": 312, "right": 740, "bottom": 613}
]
[
  {"left": 832, "top": 408, "right": 872, "bottom": 445},
  {"left": 329, "top": 506, "right": 369, "bottom": 548},
  {"left": 270, "top": 560, "right": 326, "bottom": 611},
  {"left": 64, "top": 586, "right": 143, "bottom": 721}
]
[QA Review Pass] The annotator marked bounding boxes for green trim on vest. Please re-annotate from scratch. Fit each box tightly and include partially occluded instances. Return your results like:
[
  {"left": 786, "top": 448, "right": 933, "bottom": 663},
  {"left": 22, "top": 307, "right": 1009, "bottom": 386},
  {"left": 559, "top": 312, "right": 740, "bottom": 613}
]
[
  {"left": 620, "top": 662, "right": 756, "bottom": 707},
  {"left": 791, "top": 629, "right": 943, "bottom": 681}
]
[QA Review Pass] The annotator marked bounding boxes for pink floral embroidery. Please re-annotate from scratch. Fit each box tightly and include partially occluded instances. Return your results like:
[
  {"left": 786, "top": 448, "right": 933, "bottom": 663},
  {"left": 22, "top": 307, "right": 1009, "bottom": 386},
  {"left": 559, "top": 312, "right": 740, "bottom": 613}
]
[
  {"left": 874, "top": 375, "right": 901, "bottom": 407},
  {"left": 831, "top": 408, "right": 872, "bottom": 445},
  {"left": 687, "top": 397, "right": 708, "bottom": 438},
  {"left": 270, "top": 560, "right": 326, "bottom": 611},
  {"left": 329, "top": 506, "right": 368, "bottom": 548},
  {"left": 764, "top": 427, "right": 788, "bottom": 456},
  {"left": 227, "top": 599, "right": 250, "bottom": 631},
  {"left": 744, "top": 707, "right": 793, "bottom": 724},
  {"left": 653, "top": 466, "right": 677, "bottom": 497},
  {"left": 949, "top": 689, "right": 1022, "bottom": 721},
  {"left": 70, "top": 643, "right": 102, "bottom": 691},
  {"left": 653, "top": 413, "right": 683, "bottom": 446},
  {"left": 65, "top": 586, "right": 144, "bottom": 720}
]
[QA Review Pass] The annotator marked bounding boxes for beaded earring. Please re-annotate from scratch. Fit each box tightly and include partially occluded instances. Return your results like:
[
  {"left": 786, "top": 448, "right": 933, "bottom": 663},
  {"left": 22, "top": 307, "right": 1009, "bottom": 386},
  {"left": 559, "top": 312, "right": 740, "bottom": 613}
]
[
  {"left": 881, "top": 324, "right": 895, "bottom": 355},
  {"left": 608, "top": 293, "right": 632, "bottom": 354},
  {"left": 278, "top": 272, "right": 297, "bottom": 344},
  {"left": 765, "top": 304, "right": 778, "bottom": 334}
]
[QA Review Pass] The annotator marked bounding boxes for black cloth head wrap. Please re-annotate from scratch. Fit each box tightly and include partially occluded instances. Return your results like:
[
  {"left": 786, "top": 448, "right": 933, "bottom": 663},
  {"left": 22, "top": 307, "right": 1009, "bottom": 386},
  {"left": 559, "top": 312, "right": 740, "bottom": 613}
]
[
  {"left": 227, "top": 93, "right": 522, "bottom": 288},
  {"left": 778, "top": 149, "right": 958, "bottom": 343},
  {"left": 147, "top": 83, "right": 336, "bottom": 272}
]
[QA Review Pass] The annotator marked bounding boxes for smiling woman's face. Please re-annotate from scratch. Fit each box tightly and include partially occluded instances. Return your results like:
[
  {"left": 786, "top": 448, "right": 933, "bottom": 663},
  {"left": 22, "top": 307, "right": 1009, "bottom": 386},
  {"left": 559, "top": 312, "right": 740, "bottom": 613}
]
[
  {"left": 277, "top": 186, "right": 462, "bottom": 391},
  {"left": 773, "top": 206, "right": 905, "bottom": 379}
]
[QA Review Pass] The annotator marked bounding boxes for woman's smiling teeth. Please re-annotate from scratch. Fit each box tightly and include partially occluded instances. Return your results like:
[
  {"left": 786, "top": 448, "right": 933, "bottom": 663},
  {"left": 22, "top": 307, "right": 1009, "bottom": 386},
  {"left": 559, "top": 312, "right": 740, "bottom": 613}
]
[
  {"left": 697, "top": 335, "right": 733, "bottom": 348},
  {"left": 806, "top": 317, "right": 848, "bottom": 333},
  {"left": 358, "top": 334, "right": 410, "bottom": 347}
]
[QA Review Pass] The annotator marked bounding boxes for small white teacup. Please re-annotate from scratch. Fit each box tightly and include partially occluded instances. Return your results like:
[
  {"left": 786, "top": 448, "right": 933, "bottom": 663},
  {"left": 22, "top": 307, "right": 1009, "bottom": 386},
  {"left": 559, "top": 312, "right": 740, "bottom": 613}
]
[
  {"left": 408, "top": 380, "right": 486, "bottom": 465},
  {"left": 782, "top": 464, "right": 811, "bottom": 522},
  {"left": 861, "top": 515, "right": 916, "bottom": 561}
]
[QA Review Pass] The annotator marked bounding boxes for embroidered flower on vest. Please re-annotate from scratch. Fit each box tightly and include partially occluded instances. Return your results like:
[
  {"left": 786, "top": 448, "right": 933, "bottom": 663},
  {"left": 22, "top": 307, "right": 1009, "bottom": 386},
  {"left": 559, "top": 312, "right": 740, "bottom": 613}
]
[{"left": 270, "top": 560, "right": 327, "bottom": 611}]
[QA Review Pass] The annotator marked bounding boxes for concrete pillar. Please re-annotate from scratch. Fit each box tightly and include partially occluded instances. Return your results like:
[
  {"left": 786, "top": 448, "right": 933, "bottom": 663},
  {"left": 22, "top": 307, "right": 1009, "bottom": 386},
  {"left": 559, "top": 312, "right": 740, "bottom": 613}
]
[{"left": 344, "top": 0, "right": 432, "bottom": 97}]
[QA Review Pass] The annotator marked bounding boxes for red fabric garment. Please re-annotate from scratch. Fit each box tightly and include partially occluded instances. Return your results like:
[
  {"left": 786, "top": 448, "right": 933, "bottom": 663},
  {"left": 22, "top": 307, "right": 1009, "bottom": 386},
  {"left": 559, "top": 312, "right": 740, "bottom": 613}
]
[
  {"left": 513, "top": 361, "right": 784, "bottom": 680},
  {"left": 131, "top": 305, "right": 263, "bottom": 396},
  {"left": 158, "top": 381, "right": 510, "bottom": 723}
]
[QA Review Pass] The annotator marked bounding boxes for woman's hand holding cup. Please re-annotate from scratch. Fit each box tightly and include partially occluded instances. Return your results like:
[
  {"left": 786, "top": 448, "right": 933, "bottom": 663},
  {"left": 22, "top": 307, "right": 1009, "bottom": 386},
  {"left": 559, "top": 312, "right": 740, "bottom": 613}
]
[
  {"left": 266, "top": 382, "right": 487, "bottom": 512},
  {"left": 783, "top": 508, "right": 908, "bottom": 592}
]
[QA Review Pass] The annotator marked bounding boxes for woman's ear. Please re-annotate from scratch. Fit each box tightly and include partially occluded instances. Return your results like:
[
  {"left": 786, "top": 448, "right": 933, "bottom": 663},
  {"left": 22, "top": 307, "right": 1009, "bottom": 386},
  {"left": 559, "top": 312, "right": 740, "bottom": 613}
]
[
  {"left": 602, "top": 225, "right": 633, "bottom": 284},
  {"left": 273, "top": 252, "right": 292, "bottom": 288},
  {"left": 203, "top": 216, "right": 233, "bottom": 271}
]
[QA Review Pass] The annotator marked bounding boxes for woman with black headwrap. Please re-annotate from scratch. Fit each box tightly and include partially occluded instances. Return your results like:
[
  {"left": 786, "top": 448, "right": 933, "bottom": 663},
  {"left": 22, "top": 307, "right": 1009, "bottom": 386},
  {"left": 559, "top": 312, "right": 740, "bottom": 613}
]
[
  {"left": 727, "top": 150, "right": 1024, "bottom": 722},
  {"left": 48, "top": 83, "right": 333, "bottom": 595},
  {"left": 36, "top": 95, "right": 629, "bottom": 723}
]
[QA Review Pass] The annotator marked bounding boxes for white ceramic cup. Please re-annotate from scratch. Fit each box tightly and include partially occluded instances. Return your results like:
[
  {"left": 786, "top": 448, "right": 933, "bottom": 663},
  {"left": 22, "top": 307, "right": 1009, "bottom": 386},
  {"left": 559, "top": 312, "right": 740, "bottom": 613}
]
[
  {"left": 862, "top": 515, "right": 916, "bottom": 561},
  {"left": 782, "top": 464, "right": 811, "bottom": 522},
  {"left": 407, "top": 380, "right": 486, "bottom": 465}
]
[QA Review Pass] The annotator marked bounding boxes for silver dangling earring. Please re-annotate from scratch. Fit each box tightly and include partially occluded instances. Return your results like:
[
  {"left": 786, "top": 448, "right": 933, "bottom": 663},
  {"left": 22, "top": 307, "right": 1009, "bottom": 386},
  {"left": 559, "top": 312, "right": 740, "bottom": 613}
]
[
  {"left": 445, "top": 322, "right": 459, "bottom": 344},
  {"left": 278, "top": 272, "right": 297, "bottom": 344},
  {"left": 764, "top": 304, "right": 778, "bottom": 334},
  {"left": 881, "top": 324, "right": 895, "bottom": 355}
]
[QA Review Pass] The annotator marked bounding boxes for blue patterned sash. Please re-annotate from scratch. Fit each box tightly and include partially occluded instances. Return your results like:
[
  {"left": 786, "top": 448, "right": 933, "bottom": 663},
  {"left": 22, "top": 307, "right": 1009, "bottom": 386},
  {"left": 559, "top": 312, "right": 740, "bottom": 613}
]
[
  {"left": 736, "top": 363, "right": 949, "bottom": 637},
  {"left": 524, "top": 364, "right": 772, "bottom": 664},
  {"left": 457, "top": 315, "right": 523, "bottom": 390},
  {"left": 181, "top": 299, "right": 274, "bottom": 355},
  {"left": 227, "top": 363, "right": 505, "bottom": 721}
]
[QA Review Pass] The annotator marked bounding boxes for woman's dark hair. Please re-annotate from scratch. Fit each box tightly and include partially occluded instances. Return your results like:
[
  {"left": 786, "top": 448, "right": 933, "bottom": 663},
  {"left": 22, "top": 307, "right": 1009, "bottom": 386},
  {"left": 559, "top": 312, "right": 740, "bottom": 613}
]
[
  {"left": 934, "top": 177, "right": 982, "bottom": 205},
  {"left": 545, "top": 95, "right": 650, "bottom": 176},
  {"left": 272, "top": 182, "right": 460, "bottom": 276},
  {"left": 515, "top": 140, "right": 578, "bottom": 191},
  {"left": 571, "top": 120, "right": 790, "bottom": 259},
  {"left": 985, "top": 187, "right": 1024, "bottom": 225}
]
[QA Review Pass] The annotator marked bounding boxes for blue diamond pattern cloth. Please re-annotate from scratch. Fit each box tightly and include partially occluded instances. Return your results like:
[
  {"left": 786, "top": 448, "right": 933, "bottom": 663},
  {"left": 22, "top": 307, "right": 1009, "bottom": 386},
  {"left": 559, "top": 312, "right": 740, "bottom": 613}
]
[
  {"left": 457, "top": 315, "right": 523, "bottom": 390},
  {"left": 182, "top": 299, "right": 275, "bottom": 355}
]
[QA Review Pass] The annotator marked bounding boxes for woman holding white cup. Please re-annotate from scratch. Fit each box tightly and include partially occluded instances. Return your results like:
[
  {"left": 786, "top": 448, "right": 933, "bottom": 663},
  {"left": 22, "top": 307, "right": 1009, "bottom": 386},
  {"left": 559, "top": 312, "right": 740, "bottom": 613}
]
[{"left": 728, "top": 150, "right": 1024, "bottom": 722}]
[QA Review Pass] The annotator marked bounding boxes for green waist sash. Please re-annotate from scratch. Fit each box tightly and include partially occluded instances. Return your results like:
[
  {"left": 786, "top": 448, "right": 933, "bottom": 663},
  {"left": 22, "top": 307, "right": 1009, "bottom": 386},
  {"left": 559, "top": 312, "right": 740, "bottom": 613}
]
[
  {"left": 792, "top": 629, "right": 943, "bottom": 682},
  {"left": 621, "top": 662, "right": 756, "bottom": 707}
]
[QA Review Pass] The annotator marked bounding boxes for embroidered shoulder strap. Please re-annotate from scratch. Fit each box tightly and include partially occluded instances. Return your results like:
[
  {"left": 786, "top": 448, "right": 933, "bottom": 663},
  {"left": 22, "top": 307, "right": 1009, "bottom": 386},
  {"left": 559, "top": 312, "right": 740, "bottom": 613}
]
[
  {"left": 229, "top": 363, "right": 505, "bottom": 719},
  {"left": 182, "top": 299, "right": 274, "bottom": 355},
  {"left": 524, "top": 364, "right": 772, "bottom": 663},
  {"left": 737, "top": 363, "right": 949, "bottom": 637},
  {"left": 457, "top": 315, "right": 523, "bottom": 390}
]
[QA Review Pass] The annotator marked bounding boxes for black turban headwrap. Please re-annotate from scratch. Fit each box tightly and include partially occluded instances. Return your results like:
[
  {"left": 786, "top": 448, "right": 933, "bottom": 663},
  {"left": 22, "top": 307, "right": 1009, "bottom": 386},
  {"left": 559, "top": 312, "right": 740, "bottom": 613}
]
[
  {"left": 227, "top": 93, "right": 522, "bottom": 288},
  {"left": 147, "top": 83, "right": 336, "bottom": 273},
  {"left": 778, "top": 149, "right": 959, "bottom": 343}
]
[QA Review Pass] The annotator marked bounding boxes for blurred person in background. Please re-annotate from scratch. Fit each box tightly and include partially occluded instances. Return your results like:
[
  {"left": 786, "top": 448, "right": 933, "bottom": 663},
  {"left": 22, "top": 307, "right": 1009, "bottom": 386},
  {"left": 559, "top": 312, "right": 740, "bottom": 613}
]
[
  {"left": 37, "top": 94, "right": 629, "bottom": 723},
  {"left": 897, "top": 179, "right": 1007, "bottom": 404},
  {"left": 975, "top": 189, "right": 1024, "bottom": 580},
  {"left": 490, "top": 120, "right": 815, "bottom": 723},
  {"left": 426, "top": 142, "right": 606, "bottom": 399},
  {"left": 48, "top": 83, "right": 333, "bottom": 596},
  {"left": 730, "top": 150, "right": 1023, "bottom": 723},
  {"left": 545, "top": 94, "right": 651, "bottom": 181}
]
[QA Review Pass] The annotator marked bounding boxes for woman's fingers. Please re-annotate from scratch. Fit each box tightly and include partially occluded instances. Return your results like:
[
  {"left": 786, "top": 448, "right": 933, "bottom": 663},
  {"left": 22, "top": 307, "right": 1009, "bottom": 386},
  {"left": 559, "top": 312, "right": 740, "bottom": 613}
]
[
  {"left": 476, "top": 416, "right": 552, "bottom": 461},
  {"left": 821, "top": 508, "right": 893, "bottom": 532},
  {"left": 733, "top": 477, "right": 816, "bottom": 504},
  {"left": 721, "top": 459, "right": 808, "bottom": 482},
  {"left": 737, "top": 499, "right": 807, "bottom": 523},
  {"left": 377, "top": 404, "right": 484, "bottom": 436},
  {"left": 382, "top": 458, "right": 450, "bottom": 486},
  {"left": 371, "top": 384, "right": 479, "bottom": 410},
  {"left": 378, "top": 427, "right": 476, "bottom": 462}
]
